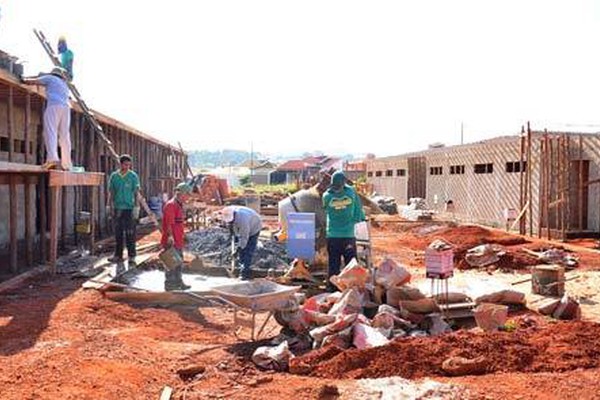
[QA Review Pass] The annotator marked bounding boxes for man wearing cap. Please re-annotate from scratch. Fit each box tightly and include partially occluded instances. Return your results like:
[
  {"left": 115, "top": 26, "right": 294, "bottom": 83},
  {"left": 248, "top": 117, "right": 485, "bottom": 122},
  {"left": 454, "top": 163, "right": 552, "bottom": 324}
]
[
  {"left": 107, "top": 154, "right": 140, "bottom": 265},
  {"left": 322, "top": 170, "right": 365, "bottom": 291},
  {"left": 222, "top": 205, "right": 262, "bottom": 280},
  {"left": 161, "top": 182, "right": 192, "bottom": 290},
  {"left": 57, "top": 36, "right": 74, "bottom": 80},
  {"left": 22, "top": 67, "right": 72, "bottom": 170}
]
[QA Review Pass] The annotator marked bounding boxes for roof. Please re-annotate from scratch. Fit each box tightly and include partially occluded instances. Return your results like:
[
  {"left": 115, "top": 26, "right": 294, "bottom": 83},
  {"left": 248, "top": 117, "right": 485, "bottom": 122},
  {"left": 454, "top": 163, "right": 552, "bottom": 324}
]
[
  {"left": 237, "top": 159, "right": 275, "bottom": 169},
  {"left": 369, "top": 131, "right": 600, "bottom": 163},
  {"left": 277, "top": 159, "right": 311, "bottom": 171}
]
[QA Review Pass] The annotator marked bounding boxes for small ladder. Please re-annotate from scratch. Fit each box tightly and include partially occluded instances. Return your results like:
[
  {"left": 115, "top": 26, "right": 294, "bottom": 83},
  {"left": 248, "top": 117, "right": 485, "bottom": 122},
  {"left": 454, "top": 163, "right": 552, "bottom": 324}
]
[{"left": 33, "top": 28, "right": 159, "bottom": 226}]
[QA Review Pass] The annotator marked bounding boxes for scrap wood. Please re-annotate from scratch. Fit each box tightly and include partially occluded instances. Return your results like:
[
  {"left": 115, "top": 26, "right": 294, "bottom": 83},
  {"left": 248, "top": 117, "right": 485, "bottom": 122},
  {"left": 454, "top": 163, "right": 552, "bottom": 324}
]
[{"left": 88, "top": 279, "right": 150, "bottom": 292}]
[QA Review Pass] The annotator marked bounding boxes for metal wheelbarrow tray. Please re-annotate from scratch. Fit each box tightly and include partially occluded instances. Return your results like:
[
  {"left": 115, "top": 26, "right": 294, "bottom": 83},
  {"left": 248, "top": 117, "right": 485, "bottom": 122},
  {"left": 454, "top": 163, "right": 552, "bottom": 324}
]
[{"left": 210, "top": 278, "right": 301, "bottom": 312}]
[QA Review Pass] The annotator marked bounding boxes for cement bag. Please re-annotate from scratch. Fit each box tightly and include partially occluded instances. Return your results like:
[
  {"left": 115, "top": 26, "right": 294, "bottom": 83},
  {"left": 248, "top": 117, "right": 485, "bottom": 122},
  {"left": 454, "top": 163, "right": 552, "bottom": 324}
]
[
  {"left": 353, "top": 323, "right": 390, "bottom": 349},
  {"left": 375, "top": 258, "right": 411, "bottom": 289},
  {"left": 310, "top": 313, "right": 358, "bottom": 345},
  {"left": 252, "top": 341, "right": 294, "bottom": 371},
  {"left": 552, "top": 294, "right": 581, "bottom": 320},
  {"left": 387, "top": 286, "right": 426, "bottom": 307},
  {"left": 372, "top": 312, "right": 395, "bottom": 338},
  {"left": 274, "top": 308, "right": 309, "bottom": 334},
  {"left": 303, "top": 292, "right": 341, "bottom": 314},
  {"left": 328, "top": 288, "right": 364, "bottom": 316},
  {"left": 321, "top": 326, "right": 353, "bottom": 349},
  {"left": 474, "top": 303, "right": 508, "bottom": 332},
  {"left": 399, "top": 298, "right": 441, "bottom": 314},
  {"left": 303, "top": 310, "right": 336, "bottom": 326},
  {"left": 330, "top": 258, "right": 371, "bottom": 291}
]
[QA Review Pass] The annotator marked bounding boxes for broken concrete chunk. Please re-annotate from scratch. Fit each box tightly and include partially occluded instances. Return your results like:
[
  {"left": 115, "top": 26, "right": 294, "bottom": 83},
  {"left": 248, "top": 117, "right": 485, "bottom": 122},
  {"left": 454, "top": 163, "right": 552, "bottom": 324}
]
[{"left": 442, "top": 356, "right": 488, "bottom": 376}]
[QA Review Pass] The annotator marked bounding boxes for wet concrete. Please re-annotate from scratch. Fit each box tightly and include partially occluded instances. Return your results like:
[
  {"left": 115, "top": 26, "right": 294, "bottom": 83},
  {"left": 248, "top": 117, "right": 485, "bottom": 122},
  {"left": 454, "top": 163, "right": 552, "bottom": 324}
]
[{"left": 121, "top": 270, "right": 238, "bottom": 292}]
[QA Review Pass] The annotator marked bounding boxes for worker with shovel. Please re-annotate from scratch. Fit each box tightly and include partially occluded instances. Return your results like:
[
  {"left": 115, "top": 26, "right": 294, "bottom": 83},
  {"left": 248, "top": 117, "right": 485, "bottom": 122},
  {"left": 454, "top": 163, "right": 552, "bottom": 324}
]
[
  {"left": 222, "top": 206, "right": 262, "bottom": 280},
  {"left": 161, "top": 182, "right": 193, "bottom": 291}
]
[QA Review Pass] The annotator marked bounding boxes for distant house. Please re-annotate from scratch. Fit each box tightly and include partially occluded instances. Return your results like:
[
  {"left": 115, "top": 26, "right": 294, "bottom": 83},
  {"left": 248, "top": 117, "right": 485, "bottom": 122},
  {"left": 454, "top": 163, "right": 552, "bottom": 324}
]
[
  {"left": 270, "top": 155, "right": 342, "bottom": 184},
  {"left": 236, "top": 159, "right": 277, "bottom": 185},
  {"left": 344, "top": 160, "right": 367, "bottom": 181}
]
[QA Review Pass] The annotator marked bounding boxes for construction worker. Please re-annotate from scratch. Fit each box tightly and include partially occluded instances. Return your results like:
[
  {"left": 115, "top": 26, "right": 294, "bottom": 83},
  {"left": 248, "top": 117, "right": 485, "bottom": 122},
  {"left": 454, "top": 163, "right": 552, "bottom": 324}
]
[
  {"left": 107, "top": 154, "right": 140, "bottom": 265},
  {"left": 222, "top": 205, "right": 262, "bottom": 280},
  {"left": 323, "top": 170, "right": 365, "bottom": 291},
  {"left": 161, "top": 182, "right": 192, "bottom": 291},
  {"left": 22, "top": 67, "right": 72, "bottom": 170},
  {"left": 57, "top": 36, "right": 74, "bottom": 80}
]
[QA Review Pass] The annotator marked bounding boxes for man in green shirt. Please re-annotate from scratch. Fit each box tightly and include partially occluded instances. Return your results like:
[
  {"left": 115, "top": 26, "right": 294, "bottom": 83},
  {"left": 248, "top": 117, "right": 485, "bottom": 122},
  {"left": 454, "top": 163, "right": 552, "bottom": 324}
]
[
  {"left": 322, "top": 170, "right": 365, "bottom": 291},
  {"left": 57, "top": 36, "right": 74, "bottom": 80},
  {"left": 107, "top": 154, "right": 140, "bottom": 265}
]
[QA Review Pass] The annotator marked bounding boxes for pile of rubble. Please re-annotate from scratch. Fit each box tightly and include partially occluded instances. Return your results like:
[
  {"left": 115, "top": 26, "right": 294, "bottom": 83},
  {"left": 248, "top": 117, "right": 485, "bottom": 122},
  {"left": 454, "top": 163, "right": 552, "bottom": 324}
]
[
  {"left": 186, "top": 227, "right": 290, "bottom": 270},
  {"left": 400, "top": 198, "right": 434, "bottom": 221},
  {"left": 370, "top": 194, "right": 398, "bottom": 215}
]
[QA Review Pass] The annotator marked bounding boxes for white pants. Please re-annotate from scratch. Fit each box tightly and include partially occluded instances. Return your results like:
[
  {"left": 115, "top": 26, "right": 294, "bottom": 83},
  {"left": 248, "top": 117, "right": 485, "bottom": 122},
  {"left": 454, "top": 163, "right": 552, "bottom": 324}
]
[{"left": 43, "top": 104, "right": 72, "bottom": 169}]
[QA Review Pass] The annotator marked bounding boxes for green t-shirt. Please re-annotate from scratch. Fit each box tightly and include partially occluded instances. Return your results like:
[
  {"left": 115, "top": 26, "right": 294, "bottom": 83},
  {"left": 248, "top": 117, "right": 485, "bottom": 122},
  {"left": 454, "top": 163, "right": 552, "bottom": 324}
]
[
  {"left": 322, "top": 185, "right": 365, "bottom": 238},
  {"left": 60, "top": 49, "right": 74, "bottom": 78},
  {"left": 109, "top": 170, "right": 140, "bottom": 210}
]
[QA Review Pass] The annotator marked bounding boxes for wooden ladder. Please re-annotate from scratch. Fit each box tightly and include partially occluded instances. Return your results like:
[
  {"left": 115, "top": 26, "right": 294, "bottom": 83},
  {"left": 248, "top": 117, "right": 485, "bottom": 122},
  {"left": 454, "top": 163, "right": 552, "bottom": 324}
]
[{"left": 33, "top": 28, "right": 159, "bottom": 226}]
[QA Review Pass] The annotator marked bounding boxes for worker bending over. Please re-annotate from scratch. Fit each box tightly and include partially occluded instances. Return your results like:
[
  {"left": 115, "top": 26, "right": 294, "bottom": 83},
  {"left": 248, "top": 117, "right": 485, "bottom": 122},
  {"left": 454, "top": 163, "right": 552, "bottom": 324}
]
[
  {"left": 161, "top": 183, "right": 192, "bottom": 291},
  {"left": 222, "top": 206, "right": 262, "bottom": 280},
  {"left": 323, "top": 170, "right": 365, "bottom": 291}
]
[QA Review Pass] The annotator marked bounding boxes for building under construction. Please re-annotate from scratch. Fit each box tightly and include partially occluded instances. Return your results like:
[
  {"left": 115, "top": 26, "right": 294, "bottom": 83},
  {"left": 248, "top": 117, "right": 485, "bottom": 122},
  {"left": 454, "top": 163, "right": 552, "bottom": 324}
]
[
  {"left": 0, "top": 61, "right": 187, "bottom": 278},
  {"left": 366, "top": 126, "right": 600, "bottom": 240}
]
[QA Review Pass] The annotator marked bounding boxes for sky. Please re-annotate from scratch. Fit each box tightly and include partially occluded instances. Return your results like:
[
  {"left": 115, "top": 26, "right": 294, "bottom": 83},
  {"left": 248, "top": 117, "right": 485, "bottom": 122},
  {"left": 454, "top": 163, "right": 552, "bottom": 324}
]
[{"left": 1, "top": 1, "right": 599, "bottom": 157}]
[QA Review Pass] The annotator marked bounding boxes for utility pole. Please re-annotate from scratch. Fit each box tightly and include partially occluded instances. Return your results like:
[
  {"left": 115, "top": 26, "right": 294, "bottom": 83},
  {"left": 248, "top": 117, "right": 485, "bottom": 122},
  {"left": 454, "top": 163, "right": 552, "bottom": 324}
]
[
  {"left": 250, "top": 141, "right": 254, "bottom": 177},
  {"left": 460, "top": 122, "right": 464, "bottom": 145}
]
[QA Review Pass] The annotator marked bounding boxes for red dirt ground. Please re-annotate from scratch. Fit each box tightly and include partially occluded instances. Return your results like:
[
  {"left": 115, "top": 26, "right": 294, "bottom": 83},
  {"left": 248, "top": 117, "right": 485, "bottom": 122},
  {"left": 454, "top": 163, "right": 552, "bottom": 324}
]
[
  {"left": 2, "top": 222, "right": 600, "bottom": 399},
  {"left": 296, "top": 316, "right": 600, "bottom": 380}
]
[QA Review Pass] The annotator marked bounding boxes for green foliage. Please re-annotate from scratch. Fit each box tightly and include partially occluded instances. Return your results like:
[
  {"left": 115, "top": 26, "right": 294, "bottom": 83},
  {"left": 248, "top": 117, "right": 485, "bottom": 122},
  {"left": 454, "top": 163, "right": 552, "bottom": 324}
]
[
  {"left": 187, "top": 150, "right": 265, "bottom": 168},
  {"left": 238, "top": 174, "right": 251, "bottom": 186}
]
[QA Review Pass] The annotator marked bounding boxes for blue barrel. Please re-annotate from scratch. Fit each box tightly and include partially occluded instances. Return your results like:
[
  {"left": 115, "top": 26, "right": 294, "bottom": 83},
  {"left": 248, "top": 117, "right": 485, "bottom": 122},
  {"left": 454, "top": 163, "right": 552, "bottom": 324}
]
[{"left": 287, "top": 212, "right": 316, "bottom": 261}]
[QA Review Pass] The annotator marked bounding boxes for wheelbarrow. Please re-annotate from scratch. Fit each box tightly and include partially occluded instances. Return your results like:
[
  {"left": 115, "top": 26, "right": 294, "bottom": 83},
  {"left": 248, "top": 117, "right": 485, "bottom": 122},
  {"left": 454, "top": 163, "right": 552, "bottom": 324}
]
[{"left": 210, "top": 279, "right": 301, "bottom": 341}]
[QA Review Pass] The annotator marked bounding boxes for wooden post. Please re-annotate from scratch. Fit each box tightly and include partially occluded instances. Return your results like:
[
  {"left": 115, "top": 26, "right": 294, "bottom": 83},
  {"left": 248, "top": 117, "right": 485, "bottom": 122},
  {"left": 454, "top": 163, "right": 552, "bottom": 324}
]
[
  {"left": 49, "top": 185, "right": 60, "bottom": 273},
  {"left": 61, "top": 186, "right": 67, "bottom": 249},
  {"left": 544, "top": 130, "right": 552, "bottom": 240},
  {"left": 538, "top": 137, "right": 544, "bottom": 238},
  {"left": 91, "top": 186, "right": 97, "bottom": 255},
  {"left": 25, "top": 175, "right": 33, "bottom": 267},
  {"left": 578, "top": 135, "right": 583, "bottom": 231},
  {"left": 566, "top": 134, "right": 571, "bottom": 235},
  {"left": 7, "top": 86, "right": 14, "bottom": 162},
  {"left": 527, "top": 122, "right": 533, "bottom": 236},
  {"left": 39, "top": 174, "right": 47, "bottom": 263},
  {"left": 519, "top": 126, "right": 526, "bottom": 235},
  {"left": 9, "top": 175, "right": 18, "bottom": 273},
  {"left": 24, "top": 92, "right": 31, "bottom": 164}
]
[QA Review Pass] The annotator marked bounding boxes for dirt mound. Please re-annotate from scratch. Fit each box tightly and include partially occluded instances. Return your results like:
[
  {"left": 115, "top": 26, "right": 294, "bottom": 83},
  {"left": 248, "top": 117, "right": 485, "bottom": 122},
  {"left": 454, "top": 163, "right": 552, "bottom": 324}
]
[
  {"left": 293, "top": 319, "right": 600, "bottom": 380},
  {"left": 375, "top": 223, "right": 537, "bottom": 271}
]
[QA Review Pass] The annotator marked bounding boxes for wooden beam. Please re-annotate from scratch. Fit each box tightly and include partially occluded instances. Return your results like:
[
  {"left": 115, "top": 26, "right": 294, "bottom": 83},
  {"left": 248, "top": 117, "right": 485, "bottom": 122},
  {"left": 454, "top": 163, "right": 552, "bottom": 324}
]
[
  {"left": 9, "top": 175, "right": 18, "bottom": 273},
  {"left": 0, "top": 265, "right": 48, "bottom": 294},
  {"left": 0, "top": 174, "right": 39, "bottom": 185},
  {"left": 24, "top": 92, "right": 31, "bottom": 164},
  {"left": 49, "top": 185, "right": 60, "bottom": 273},
  {"left": 48, "top": 170, "right": 104, "bottom": 187},
  {"left": 25, "top": 176, "right": 33, "bottom": 267},
  {"left": 0, "top": 161, "right": 44, "bottom": 173},
  {"left": 7, "top": 85, "right": 14, "bottom": 162},
  {"left": 527, "top": 122, "right": 533, "bottom": 236}
]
